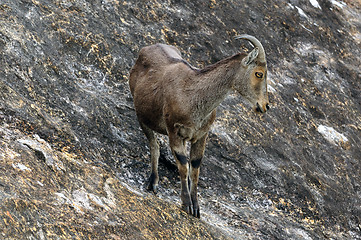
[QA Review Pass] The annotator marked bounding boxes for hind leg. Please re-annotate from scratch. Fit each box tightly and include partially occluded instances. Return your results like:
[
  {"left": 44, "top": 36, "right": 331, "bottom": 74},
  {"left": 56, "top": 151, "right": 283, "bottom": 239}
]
[{"left": 140, "top": 122, "right": 160, "bottom": 192}]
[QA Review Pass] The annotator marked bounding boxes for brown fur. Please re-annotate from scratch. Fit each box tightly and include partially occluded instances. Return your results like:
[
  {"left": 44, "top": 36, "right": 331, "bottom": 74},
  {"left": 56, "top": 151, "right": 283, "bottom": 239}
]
[{"left": 129, "top": 37, "right": 269, "bottom": 217}]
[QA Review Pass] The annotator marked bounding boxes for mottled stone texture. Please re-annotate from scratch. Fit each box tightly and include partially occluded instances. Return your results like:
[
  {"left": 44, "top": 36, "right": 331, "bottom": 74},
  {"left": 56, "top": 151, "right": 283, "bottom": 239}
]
[{"left": 0, "top": 0, "right": 360, "bottom": 239}]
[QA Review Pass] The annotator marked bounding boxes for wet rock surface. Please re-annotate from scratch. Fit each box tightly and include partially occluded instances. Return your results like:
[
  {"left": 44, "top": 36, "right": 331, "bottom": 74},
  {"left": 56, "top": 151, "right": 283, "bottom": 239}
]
[{"left": 0, "top": 0, "right": 360, "bottom": 239}]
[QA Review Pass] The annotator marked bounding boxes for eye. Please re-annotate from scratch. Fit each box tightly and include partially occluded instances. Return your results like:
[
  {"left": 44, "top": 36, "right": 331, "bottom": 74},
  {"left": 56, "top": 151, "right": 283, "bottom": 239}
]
[{"left": 255, "top": 72, "right": 263, "bottom": 79}]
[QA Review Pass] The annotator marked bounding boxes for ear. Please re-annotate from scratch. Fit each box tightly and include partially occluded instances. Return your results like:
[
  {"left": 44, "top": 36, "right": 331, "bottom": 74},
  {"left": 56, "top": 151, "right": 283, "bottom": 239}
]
[{"left": 242, "top": 47, "right": 259, "bottom": 66}]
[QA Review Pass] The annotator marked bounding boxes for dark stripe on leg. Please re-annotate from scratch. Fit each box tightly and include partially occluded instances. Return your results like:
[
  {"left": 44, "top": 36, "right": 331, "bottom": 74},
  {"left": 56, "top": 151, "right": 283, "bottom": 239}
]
[
  {"left": 175, "top": 152, "right": 188, "bottom": 165},
  {"left": 191, "top": 158, "right": 202, "bottom": 168}
]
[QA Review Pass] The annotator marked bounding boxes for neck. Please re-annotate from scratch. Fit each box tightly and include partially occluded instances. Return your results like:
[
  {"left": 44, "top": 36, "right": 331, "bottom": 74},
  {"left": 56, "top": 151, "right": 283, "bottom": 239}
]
[{"left": 189, "top": 54, "right": 244, "bottom": 121}]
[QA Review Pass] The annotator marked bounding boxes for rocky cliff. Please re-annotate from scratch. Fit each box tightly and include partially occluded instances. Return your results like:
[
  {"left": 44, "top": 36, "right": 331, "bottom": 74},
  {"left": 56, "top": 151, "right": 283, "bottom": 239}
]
[{"left": 0, "top": 0, "right": 360, "bottom": 239}]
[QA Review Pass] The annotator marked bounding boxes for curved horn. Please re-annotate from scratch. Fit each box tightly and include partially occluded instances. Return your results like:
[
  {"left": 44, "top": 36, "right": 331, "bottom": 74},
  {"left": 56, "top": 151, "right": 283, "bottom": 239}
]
[{"left": 235, "top": 34, "right": 266, "bottom": 63}]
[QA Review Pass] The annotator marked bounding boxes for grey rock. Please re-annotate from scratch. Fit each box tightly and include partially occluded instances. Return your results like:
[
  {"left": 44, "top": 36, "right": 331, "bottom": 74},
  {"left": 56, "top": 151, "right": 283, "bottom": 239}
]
[{"left": 0, "top": 0, "right": 360, "bottom": 239}]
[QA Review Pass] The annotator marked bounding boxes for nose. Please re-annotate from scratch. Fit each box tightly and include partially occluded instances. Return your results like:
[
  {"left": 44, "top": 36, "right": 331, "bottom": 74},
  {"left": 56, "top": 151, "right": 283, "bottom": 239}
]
[{"left": 256, "top": 103, "right": 269, "bottom": 113}]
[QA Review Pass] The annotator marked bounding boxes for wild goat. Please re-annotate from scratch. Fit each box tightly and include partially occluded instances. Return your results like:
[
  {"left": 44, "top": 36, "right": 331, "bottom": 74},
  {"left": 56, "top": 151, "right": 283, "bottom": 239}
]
[{"left": 129, "top": 35, "right": 269, "bottom": 218}]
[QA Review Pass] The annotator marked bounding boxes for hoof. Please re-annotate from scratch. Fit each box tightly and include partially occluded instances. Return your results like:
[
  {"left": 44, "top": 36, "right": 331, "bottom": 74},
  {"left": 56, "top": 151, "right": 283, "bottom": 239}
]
[
  {"left": 181, "top": 204, "right": 193, "bottom": 215},
  {"left": 181, "top": 205, "right": 200, "bottom": 218},
  {"left": 147, "top": 182, "right": 158, "bottom": 193},
  {"left": 147, "top": 173, "right": 158, "bottom": 193},
  {"left": 193, "top": 207, "right": 200, "bottom": 218}
]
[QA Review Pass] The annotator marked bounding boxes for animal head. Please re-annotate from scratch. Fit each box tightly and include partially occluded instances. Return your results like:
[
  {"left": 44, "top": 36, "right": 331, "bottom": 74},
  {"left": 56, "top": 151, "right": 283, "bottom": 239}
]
[{"left": 233, "top": 35, "right": 269, "bottom": 113}]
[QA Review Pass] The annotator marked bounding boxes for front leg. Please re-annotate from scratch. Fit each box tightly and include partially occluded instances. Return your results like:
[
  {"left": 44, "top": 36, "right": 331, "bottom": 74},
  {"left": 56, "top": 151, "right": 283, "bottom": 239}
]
[
  {"left": 169, "top": 133, "right": 192, "bottom": 215},
  {"left": 189, "top": 133, "right": 207, "bottom": 218}
]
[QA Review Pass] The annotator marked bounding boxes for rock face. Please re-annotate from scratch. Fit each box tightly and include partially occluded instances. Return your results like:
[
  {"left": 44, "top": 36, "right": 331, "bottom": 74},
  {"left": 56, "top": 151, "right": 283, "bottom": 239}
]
[{"left": 0, "top": 0, "right": 360, "bottom": 239}]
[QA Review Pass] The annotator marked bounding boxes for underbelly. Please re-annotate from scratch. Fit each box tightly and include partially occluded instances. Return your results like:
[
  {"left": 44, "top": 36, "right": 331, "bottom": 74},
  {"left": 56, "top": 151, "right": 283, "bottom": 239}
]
[
  {"left": 139, "top": 114, "right": 168, "bottom": 135},
  {"left": 149, "top": 122, "right": 168, "bottom": 135}
]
